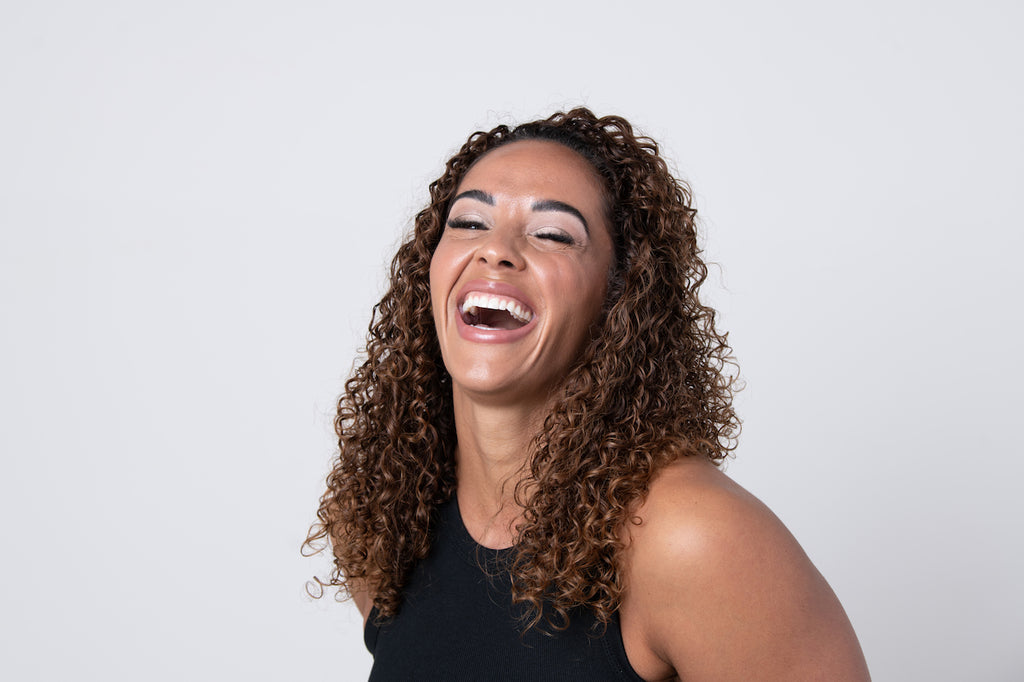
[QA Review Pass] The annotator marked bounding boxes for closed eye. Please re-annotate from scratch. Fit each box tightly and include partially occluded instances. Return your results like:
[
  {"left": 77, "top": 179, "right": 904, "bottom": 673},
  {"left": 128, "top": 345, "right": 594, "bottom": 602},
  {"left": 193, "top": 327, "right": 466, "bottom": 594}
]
[
  {"left": 534, "top": 229, "right": 575, "bottom": 245},
  {"left": 446, "top": 217, "right": 487, "bottom": 230}
]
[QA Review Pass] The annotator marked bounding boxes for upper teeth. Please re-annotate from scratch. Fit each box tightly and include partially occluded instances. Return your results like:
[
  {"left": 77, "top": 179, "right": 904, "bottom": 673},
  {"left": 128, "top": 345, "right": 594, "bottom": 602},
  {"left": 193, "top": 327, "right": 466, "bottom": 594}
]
[{"left": 461, "top": 292, "right": 533, "bottom": 324}]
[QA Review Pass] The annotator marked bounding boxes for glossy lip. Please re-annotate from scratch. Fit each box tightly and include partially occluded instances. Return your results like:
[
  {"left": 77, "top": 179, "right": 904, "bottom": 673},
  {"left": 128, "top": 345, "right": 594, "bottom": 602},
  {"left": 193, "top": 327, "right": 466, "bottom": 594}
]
[{"left": 453, "top": 279, "right": 538, "bottom": 344}]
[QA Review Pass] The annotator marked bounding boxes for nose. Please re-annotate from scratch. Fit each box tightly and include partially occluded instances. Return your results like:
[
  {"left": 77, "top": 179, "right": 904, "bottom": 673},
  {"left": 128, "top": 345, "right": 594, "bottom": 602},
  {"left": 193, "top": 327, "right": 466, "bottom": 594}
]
[{"left": 476, "top": 227, "right": 525, "bottom": 270}]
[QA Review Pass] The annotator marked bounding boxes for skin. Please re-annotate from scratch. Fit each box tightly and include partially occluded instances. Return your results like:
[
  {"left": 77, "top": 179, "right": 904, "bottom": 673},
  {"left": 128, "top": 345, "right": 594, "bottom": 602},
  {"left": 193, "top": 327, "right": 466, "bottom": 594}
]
[
  {"left": 618, "top": 458, "right": 871, "bottom": 681},
  {"left": 428, "top": 140, "right": 615, "bottom": 544},
  {"left": 356, "top": 140, "right": 871, "bottom": 681}
]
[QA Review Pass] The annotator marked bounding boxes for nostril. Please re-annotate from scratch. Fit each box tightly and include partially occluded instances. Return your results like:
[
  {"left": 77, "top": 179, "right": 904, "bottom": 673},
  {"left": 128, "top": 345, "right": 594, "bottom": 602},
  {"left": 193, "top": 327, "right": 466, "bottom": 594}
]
[{"left": 476, "top": 238, "right": 524, "bottom": 269}]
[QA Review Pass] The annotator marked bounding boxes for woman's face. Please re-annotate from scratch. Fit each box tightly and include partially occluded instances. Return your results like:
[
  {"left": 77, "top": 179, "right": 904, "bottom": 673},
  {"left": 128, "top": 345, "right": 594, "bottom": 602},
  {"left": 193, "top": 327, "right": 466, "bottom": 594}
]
[{"left": 429, "top": 140, "right": 615, "bottom": 407}]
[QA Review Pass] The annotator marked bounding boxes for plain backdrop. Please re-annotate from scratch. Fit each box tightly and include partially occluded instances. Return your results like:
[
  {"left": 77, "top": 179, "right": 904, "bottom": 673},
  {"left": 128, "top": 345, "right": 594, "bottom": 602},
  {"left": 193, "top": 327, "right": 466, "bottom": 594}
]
[{"left": 1, "top": 1, "right": 1021, "bottom": 680}]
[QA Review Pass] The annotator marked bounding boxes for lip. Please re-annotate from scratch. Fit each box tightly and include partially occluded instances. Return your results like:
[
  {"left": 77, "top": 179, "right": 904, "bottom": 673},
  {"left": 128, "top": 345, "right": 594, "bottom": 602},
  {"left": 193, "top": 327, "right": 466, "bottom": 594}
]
[{"left": 453, "top": 279, "right": 538, "bottom": 343}]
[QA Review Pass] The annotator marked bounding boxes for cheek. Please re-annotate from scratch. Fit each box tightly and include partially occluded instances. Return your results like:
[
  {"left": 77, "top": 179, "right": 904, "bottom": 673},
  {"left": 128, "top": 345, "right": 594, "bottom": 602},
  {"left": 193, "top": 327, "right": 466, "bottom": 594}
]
[
  {"left": 575, "top": 268, "right": 612, "bottom": 332},
  {"left": 544, "top": 261, "right": 609, "bottom": 327},
  {"left": 428, "top": 238, "right": 468, "bottom": 318},
  {"left": 428, "top": 247, "right": 447, "bottom": 320},
  {"left": 578, "top": 257, "right": 613, "bottom": 305}
]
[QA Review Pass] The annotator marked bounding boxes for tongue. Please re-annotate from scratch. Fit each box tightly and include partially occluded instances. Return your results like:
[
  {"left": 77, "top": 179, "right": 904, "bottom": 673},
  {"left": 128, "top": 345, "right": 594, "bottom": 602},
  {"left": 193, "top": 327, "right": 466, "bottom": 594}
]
[{"left": 475, "top": 308, "right": 525, "bottom": 330}]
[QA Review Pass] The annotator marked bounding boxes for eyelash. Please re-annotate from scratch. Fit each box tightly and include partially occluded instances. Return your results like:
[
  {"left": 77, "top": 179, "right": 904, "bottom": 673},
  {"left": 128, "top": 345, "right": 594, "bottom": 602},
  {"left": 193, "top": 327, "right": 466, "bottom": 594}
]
[
  {"left": 534, "top": 230, "right": 575, "bottom": 245},
  {"left": 447, "top": 218, "right": 486, "bottom": 230},
  {"left": 445, "top": 218, "right": 576, "bottom": 246}
]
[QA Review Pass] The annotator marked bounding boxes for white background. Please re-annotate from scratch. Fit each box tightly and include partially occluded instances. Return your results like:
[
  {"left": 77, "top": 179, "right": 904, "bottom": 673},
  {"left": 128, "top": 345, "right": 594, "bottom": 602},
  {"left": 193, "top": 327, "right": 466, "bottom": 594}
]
[{"left": 2, "top": 1, "right": 1021, "bottom": 680}]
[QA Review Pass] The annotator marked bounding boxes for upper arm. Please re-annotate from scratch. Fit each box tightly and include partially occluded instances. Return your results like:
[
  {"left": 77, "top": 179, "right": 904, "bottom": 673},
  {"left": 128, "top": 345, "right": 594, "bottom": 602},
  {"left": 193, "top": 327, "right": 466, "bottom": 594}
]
[{"left": 621, "top": 462, "right": 870, "bottom": 681}]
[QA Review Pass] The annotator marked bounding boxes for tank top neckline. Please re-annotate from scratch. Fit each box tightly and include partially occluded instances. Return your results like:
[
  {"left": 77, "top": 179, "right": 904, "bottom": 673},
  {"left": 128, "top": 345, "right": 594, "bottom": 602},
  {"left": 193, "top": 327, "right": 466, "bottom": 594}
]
[
  {"left": 443, "top": 496, "right": 516, "bottom": 570},
  {"left": 365, "top": 496, "right": 649, "bottom": 681}
]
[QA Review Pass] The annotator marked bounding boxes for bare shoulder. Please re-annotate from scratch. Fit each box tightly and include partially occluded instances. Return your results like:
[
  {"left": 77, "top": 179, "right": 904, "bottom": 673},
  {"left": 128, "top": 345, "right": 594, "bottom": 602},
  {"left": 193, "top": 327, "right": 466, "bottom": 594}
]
[
  {"left": 619, "top": 457, "right": 870, "bottom": 682},
  {"left": 629, "top": 457, "right": 785, "bottom": 557}
]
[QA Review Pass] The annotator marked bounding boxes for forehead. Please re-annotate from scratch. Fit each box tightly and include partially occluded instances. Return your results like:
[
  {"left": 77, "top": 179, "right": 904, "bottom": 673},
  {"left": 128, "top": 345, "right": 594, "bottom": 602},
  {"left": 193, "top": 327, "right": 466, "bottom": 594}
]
[{"left": 457, "top": 140, "right": 607, "bottom": 206}]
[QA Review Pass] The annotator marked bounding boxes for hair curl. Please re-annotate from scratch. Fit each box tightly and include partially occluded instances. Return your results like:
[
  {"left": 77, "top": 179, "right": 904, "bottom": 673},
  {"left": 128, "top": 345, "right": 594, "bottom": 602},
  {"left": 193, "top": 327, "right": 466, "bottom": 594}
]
[{"left": 304, "top": 108, "right": 740, "bottom": 631}]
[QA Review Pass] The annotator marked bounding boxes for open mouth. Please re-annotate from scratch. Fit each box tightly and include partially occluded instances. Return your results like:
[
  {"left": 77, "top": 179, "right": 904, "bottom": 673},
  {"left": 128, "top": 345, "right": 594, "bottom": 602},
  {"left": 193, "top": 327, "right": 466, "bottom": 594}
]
[{"left": 460, "top": 292, "right": 534, "bottom": 330}]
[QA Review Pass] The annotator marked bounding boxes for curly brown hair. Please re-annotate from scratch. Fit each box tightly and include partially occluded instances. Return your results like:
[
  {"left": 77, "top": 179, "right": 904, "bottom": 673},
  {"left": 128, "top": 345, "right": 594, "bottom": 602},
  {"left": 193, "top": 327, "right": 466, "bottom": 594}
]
[{"left": 304, "top": 107, "right": 740, "bottom": 631}]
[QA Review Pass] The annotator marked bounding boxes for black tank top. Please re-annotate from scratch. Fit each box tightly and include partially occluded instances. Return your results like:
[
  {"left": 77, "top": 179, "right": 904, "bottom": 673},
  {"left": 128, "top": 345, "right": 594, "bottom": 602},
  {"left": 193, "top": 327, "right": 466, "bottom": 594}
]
[{"left": 363, "top": 498, "right": 646, "bottom": 681}]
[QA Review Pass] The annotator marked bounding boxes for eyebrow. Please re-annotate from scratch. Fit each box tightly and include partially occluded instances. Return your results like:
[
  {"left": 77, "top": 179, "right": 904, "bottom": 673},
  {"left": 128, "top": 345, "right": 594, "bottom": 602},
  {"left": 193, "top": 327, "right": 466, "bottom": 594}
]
[
  {"left": 530, "top": 199, "right": 590, "bottom": 236},
  {"left": 451, "top": 189, "right": 495, "bottom": 205},
  {"left": 451, "top": 190, "right": 590, "bottom": 236}
]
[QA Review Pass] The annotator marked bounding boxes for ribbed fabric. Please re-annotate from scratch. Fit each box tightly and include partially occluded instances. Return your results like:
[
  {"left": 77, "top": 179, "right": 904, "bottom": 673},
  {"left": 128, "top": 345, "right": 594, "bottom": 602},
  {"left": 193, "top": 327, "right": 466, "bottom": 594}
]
[{"left": 364, "top": 499, "right": 646, "bottom": 681}]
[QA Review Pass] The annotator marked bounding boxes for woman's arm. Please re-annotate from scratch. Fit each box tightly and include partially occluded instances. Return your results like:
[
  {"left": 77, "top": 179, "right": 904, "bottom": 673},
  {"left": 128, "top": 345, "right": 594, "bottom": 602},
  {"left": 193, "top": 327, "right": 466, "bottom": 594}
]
[{"left": 619, "top": 458, "right": 870, "bottom": 681}]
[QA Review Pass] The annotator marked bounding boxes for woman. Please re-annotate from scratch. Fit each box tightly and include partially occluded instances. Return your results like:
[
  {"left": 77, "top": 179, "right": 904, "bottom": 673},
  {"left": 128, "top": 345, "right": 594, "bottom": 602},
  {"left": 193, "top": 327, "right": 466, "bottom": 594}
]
[{"left": 306, "top": 109, "right": 870, "bottom": 680}]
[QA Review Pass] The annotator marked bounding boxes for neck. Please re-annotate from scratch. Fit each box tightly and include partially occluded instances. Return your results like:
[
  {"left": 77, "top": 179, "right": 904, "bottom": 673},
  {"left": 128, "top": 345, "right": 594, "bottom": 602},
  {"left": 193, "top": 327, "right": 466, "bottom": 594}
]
[{"left": 451, "top": 388, "right": 547, "bottom": 549}]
